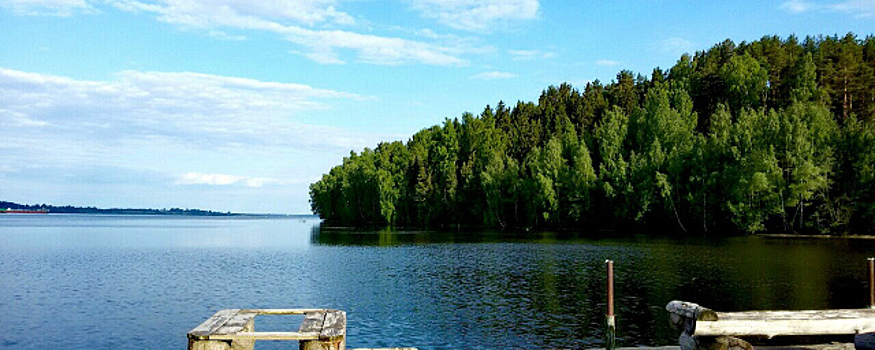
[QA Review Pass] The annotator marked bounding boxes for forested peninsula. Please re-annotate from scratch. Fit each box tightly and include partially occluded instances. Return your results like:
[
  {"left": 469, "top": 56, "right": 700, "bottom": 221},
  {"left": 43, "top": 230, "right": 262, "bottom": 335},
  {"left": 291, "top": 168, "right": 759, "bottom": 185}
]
[{"left": 310, "top": 34, "right": 875, "bottom": 235}]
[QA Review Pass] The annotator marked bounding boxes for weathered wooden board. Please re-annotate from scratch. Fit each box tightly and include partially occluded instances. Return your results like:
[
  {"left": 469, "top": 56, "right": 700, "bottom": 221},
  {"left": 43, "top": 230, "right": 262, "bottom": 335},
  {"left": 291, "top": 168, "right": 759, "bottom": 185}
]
[
  {"left": 321, "top": 310, "right": 346, "bottom": 341},
  {"left": 300, "top": 311, "right": 327, "bottom": 333},
  {"left": 215, "top": 312, "right": 258, "bottom": 335},
  {"left": 719, "top": 309, "right": 875, "bottom": 321},
  {"left": 241, "top": 309, "right": 327, "bottom": 315},
  {"left": 695, "top": 319, "right": 875, "bottom": 338},
  {"left": 208, "top": 332, "right": 321, "bottom": 341},
  {"left": 189, "top": 309, "right": 241, "bottom": 339}
]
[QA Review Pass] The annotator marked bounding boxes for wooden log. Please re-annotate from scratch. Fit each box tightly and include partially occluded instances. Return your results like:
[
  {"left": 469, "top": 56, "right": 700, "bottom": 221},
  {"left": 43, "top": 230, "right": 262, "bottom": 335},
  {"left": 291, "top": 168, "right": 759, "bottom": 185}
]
[
  {"left": 694, "top": 319, "right": 875, "bottom": 338},
  {"left": 719, "top": 309, "right": 875, "bottom": 321}
]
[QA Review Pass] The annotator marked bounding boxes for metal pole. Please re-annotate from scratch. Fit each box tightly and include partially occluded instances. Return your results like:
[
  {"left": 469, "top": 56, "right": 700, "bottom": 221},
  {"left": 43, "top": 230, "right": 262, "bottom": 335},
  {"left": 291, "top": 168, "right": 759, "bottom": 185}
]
[
  {"left": 606, "top": 260, "right": 616, "bottom": 350},
  {"left": 869, "top": 258, "right": 874, "bottom": 309}
]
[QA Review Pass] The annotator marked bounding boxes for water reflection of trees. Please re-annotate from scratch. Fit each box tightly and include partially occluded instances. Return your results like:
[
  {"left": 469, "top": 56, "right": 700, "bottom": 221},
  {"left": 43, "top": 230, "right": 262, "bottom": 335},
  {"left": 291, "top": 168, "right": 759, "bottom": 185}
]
[{"left": 308, "top": 227, "right": 875, "bottom": 346}]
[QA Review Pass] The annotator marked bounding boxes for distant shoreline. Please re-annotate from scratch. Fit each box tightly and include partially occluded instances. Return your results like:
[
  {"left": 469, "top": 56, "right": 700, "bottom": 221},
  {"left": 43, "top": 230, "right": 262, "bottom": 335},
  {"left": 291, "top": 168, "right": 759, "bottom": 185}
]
[{"left": 0, "top": 200, "right": 313, "bottom": 217}]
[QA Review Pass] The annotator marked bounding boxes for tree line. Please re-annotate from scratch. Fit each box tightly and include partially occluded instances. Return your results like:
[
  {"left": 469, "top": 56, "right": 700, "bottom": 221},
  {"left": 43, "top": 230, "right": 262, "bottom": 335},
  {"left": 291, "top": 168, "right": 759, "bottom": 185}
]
[
  {"left": 310, "top": 34, "right": 875, "bottom": 235},
  {"left": 0, "top": 201, "right": 239, "bottom": 216}
]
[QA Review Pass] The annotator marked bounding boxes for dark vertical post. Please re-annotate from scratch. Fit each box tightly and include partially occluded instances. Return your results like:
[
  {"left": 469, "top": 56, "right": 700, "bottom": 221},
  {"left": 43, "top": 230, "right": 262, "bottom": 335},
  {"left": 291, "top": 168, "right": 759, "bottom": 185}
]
[
  {"left": 869, "top": 258, "right": 874, "bottom": 309},
  {"left": 606, "top": 260, "right": 616, "bottom": 350}
]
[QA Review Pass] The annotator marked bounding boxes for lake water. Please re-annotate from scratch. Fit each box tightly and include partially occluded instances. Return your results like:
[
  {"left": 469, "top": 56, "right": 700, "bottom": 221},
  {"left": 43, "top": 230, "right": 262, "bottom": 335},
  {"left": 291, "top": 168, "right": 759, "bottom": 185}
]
[{"left": 1, "top": 214, "right": 874, "bottom": 349}]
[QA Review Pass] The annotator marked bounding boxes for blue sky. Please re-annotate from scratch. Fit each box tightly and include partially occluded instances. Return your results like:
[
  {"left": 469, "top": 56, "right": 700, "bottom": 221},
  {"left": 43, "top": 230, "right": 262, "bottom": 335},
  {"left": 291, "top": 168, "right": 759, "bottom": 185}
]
[{"left": 1, "top": 0, "right": 873, "bottom": 214}]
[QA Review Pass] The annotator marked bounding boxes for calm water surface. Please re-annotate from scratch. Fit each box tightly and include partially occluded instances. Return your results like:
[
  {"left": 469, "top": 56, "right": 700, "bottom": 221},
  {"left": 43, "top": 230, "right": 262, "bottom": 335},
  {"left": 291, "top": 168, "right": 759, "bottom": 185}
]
[{"left": 1, "top": 214, "right": 874, "bottom": 349}]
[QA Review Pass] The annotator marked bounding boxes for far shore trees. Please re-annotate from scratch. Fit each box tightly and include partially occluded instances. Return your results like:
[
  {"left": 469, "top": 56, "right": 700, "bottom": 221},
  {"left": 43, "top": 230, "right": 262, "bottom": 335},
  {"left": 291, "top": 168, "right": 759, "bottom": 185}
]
[{"left": 310, "top": 34, "right": 875, "bottom": 235}]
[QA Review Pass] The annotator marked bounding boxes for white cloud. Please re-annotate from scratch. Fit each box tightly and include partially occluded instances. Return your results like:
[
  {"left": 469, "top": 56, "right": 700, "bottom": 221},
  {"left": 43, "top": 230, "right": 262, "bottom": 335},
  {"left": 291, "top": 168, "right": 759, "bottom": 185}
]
[
  {"left": 471, "top": 71, "right": 517, "bottom": 80},
  {"left": 177, "top": 172, "right": 274, "bottom": 187},
  {"left": 0, "top": 67, "right": 383, "bottom": 169},
  {"left": 408, "top": 0, "right": 539, "bottom": 32},
  {"left": 282, "top": 27, "right": 468, "bottom": 66},
  {"left": 112, "top": 0, "right": 470, "bottom": 66},
  {"left": 596, "top": 59, "right": 621, "bottom": 66},
  {"left": 656, "top": 37, "right": 696, "bottom": 56},
  {"left": 0, "top": 67, "right": 399, "bottom": 212},
  {"left": 827, "top": 0, "right": 875, "bottom": 16},
  {"left": 0, "top": 109, "right": 50, "bottom": 126},
  {"left": 781, "top": 0, "right": 816, "bottom": 12},
  {"left": 508, "top": 49, "right": 555, "bottom": 61},
  {"left": 0, "top": 0, "right": 89, "bottom": 16},
  {"left": 5, "top": 0, "right": 479, "bottom": 66},
  {"left": 112, "top": 0, "right": 354, "bottom": 27},
  {"left": 780, "top": 0, "right": 875, "bottom": 17}
]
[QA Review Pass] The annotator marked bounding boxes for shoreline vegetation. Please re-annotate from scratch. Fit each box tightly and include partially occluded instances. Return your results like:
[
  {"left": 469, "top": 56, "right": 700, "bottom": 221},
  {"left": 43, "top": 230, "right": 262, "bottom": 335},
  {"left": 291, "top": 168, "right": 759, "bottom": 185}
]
[
  {"left": 310, "top": 34, "right": 875, "bottom": 236},
  {"left": 0, "top": 200, "right": 296, "bottom": 217}
]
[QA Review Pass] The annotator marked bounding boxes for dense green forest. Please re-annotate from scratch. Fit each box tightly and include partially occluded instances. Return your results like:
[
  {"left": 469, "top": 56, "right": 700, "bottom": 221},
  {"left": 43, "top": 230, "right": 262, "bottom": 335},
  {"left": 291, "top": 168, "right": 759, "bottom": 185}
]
[{"left": 310, "top": 34, "right": 875, "bottom": 235}]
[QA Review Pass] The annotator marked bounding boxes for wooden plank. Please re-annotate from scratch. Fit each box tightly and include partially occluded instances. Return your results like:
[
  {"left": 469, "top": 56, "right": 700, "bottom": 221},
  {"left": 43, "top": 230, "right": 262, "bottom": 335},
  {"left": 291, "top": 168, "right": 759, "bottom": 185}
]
[
  {"left": 719, "top": 309, "right": 875, "bottom": 321},
  {"left": 208, "top": 332, "right": 321, "bottom": 341},
  {"left": 241, "top": 309, "right": 328, "bottom": 315},
  {"left": 320, "top": 310, "right": 346, "bottom": 341},
  {"left": 694, "top": 319, "right": 875, "bottom": 338},
  {"left": 189, "top": 309, "right": 241, "bottom": 339},
  {"left": 299, "top": 311, "right": 326, "bottom": 333},
  {"left": 215, "top": 312, "right": 258, "bottom": 335}
]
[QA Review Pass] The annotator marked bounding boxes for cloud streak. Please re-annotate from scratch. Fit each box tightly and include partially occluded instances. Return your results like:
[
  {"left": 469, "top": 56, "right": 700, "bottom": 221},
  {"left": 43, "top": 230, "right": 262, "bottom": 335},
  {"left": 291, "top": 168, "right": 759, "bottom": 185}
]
[
  {"left": 177, "top": 172, "right": 275, "bottom": 187},
  {"left": 0, "top": 68, "right": 363, "bottom": 142},
  {"left": 508, "top": 49, "right": 555, "bottom": 61},
  {"left": 780, "top": 0, "right": 875, "bottom": 17},
  {"left": 471, "top": 71, "right": 517, "bottom": 80},
  {"left": 111, "top": 0, "right": 471, "bottom": 66},
  {"left": 655, "top": 37, "right": 696, "bottom": 57},
  {"left": 596, "top": 59, "right": 621, "bottom": 66},
  {"left": 0, "top": 67, "right": 386, "bottom": 177},
  {"left": 408, "top": 0, "right": 539, "bottom": 32},
  {"left": 1, "top": 0, "right": 89, "bottom": 16}
]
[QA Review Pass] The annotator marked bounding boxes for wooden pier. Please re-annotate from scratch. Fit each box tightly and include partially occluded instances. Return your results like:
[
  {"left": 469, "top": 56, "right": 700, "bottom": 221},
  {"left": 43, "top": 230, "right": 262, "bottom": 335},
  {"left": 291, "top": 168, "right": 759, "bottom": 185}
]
[
  {"left": 187, "top": 308, "right": 417, "bottom": 350},
  {"left": 666, "top": 301, "right": 875, "bottom": 350},
  {"left": 187, "top": 259, "right": 875, "bottom": 350}
]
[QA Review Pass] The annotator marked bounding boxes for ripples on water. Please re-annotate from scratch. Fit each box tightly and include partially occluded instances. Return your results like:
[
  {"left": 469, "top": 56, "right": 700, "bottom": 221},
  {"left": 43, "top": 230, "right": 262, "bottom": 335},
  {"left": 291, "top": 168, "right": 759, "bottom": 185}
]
[{"left": 1, "top": 215, "right": 874, "bottom": 349}]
